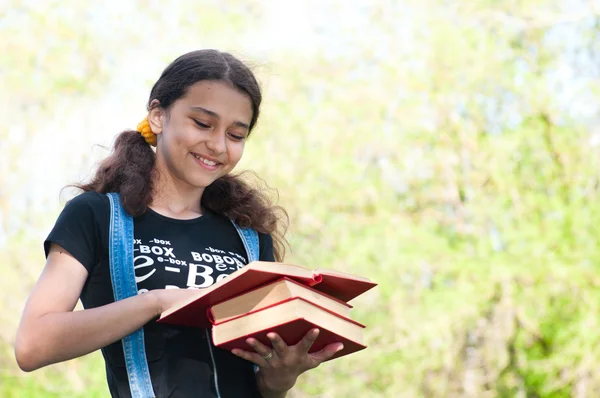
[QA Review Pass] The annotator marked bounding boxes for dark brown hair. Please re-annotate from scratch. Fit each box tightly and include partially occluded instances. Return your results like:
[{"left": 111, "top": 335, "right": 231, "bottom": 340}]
[{"left": 75, "top": 50, "right": 288, "bottom": 261}]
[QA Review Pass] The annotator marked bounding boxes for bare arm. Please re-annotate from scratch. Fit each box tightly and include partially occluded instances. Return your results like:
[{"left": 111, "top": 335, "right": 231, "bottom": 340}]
[{"left": 14, "top": 244, "right": 194, "bottom": 372}]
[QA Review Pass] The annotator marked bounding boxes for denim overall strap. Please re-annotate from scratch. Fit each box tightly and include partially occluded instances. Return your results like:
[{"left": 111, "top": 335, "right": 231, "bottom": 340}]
[
  {"left": 230, "top": 220, "right": 261, "bottom": 376},
  {"left": 107, "top": 193, "right": 156, "bottom": 398},
  {"left": 230, "top": 221, "right": 260, "bottom": 263}
]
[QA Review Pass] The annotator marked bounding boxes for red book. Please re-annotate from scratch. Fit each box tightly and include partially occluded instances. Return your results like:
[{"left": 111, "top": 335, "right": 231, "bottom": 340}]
[
  {"left": 158, "top": 261, "right": 376, "bottom": 329},
  {"left": 211, "top": 297, "right": 367, "bottom": 361}
]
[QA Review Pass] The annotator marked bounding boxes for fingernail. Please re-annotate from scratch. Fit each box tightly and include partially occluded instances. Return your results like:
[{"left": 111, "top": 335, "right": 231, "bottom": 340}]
[{"left": 337, "top": 344, "right": 344, "bottom": 352}]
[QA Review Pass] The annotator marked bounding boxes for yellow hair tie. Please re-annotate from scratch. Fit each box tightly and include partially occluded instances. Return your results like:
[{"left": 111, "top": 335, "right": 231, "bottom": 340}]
[{"left": 136, "top": 117, "right": 157, "bottom": 146}]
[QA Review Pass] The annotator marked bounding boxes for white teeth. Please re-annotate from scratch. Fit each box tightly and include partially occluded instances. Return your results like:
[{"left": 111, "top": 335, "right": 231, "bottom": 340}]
[{"left": 194, "top": 154, "right": 217, "bottom": 166}]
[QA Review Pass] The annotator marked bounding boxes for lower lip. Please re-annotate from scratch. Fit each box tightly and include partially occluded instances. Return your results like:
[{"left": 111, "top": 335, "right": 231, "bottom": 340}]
[{"left": 192, "top": 155, "right": 220, "bottom": 171}]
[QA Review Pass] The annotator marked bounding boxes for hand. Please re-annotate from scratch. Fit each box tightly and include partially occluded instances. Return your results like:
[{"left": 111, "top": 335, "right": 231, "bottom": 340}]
[
  {"left": 149, "top": 288, "right": 200, "bottom": 316},
  {"left": 231, "top": 329, "right": 344, "bottom": 394}
]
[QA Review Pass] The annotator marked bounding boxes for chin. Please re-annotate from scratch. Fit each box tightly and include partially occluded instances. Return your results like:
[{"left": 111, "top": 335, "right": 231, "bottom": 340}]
[{"left": 189, "top": 176, "right": 221, "bottom": 189}]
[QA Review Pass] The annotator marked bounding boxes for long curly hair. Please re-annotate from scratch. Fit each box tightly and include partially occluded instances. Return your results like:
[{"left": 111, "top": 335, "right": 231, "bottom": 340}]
[{"left": 74, "top": 50, "right": 288, "bottom": 261}]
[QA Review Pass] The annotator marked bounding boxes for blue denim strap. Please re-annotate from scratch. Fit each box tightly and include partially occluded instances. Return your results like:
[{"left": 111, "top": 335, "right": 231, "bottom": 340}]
[
  {"left": 230, "top": 220, "right": 261, "bottom": 375},
  {"left": 107, "top": 193, "right": 156, "bottom": 398},
  {"left": 230, "top": 221, "right": 260, "bottom": 263}
]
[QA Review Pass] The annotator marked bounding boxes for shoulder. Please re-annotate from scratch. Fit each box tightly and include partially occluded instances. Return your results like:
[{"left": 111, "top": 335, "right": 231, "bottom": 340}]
[
  {"left": 258, "top": 232, "right": 275, "bottom": 262},
  {"left": 258, "top": 232, "right": 273, "bottom": 246},
  {"left": 58, "top": 191, "right": 110, "bottom": 229},
  {"left": 203, "top": 211, "right": 274, "bottom": 255},
  {"left": 45, "top": 191, "right": 110, "bottom": 269},
  {"left": 65, "top": 191, "right": 109, "bottom": 209}
]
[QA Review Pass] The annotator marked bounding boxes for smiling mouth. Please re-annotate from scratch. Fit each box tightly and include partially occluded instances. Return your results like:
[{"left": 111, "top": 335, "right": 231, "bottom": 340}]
[{"left": 191, "top": 153, "right": 221, "bottom": 167}]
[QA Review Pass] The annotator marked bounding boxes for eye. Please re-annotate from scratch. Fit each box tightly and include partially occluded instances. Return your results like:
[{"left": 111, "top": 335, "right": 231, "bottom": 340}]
[
  {"left": 193, "top": 119, "right": 211, "bottom": 129},
  {"left": 228, "top": 133, "right": 246, "bottom": 141}
]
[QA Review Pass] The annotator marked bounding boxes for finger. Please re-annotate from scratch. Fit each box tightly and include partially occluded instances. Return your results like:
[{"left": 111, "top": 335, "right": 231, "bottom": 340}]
[
  {"left": 267, "top": 332, "right": 289, "bottom": 357},
  {"left": 297, "top": 328, "right": 320, "bottom": 353},
  {"left": 246, "top": 337, "right": 274, "bottom": 358},
  {"left": 231, "top": 348, "right": 270, "bottom": 368},
  {"left": 307, "top": 342, "right": 344, "bottom": 367}
]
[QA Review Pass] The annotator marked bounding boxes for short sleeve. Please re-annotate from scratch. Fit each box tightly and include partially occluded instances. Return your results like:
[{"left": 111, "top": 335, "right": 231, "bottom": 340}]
[
  {"left": 44, "top": 191, "right": 109, "bottom": 274},
  {"left": 258, "top": 233, "right": 275, "bottom": 262}
]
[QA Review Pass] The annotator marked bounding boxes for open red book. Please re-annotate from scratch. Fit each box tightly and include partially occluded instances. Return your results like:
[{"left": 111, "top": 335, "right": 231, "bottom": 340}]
[
  {"left": 210, "top": 297, "right": 367, "bottom": 361},
  {"left": 158, "top": 261, "right": 376, "bottom": 329}
]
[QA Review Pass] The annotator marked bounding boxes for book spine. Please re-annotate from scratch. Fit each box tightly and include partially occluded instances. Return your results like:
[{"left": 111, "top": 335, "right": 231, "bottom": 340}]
[{"left": 206, "top": 306, "right": 216, "bottom": 325}]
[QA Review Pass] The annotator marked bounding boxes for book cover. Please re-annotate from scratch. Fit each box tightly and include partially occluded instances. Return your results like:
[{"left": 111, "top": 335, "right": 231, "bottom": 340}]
[{"left": 211, "top": 297, "right": 367, "bottom": 361}]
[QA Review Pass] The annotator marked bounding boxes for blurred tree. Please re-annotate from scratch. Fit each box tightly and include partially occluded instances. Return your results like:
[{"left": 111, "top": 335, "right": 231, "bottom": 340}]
[{"left": 3, "top": 0, "right": 600, "bottom": 397}]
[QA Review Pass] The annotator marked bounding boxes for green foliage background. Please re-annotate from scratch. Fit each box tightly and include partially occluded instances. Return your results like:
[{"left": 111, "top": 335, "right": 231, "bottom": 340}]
[{"left": 2, "top": 1, "right": 600, "bottom": 397}]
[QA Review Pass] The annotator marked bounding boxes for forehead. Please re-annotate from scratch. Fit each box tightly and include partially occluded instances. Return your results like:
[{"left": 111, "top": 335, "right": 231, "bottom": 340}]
[{"left": 177, "top": 80, "right": 253, "bottom": 123}]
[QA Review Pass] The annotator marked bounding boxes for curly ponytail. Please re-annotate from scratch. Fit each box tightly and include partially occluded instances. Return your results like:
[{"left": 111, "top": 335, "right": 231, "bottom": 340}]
[{"left": 74, "top": 130, "right": 156, "bottom": 216}]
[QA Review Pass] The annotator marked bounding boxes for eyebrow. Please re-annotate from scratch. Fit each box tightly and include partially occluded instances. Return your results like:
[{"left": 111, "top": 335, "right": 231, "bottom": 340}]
[{"left": 190, "top": 106, "right": 250, "bottom": 130}]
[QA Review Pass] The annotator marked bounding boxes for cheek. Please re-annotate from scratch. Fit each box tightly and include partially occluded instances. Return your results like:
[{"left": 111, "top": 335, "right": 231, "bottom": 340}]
[
  {"left": 229, "top": 142, "right": 244, "bottom": 163},
  {"left": 175, "top": 126, "right": 198, "bottom": 146},
  {"left": 227, "top": 143, "right": 245, "bottom": 165},
  {"left": 167, "top": 128, "right": 199, "bottom": 156}
]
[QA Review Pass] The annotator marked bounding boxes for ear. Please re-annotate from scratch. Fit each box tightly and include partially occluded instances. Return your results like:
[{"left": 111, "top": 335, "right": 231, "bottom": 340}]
[{"left": 148, "top": 99, "right": 163, "bottom": 135}]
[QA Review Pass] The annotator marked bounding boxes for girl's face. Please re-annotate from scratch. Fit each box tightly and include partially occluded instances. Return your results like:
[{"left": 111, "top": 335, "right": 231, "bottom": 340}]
[{"left": 150, "top": 80, "right": 253, "bottom": 190}]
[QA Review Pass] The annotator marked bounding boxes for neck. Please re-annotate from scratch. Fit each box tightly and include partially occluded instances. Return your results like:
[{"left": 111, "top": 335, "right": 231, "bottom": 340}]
[{"left": 150, "top": 166, "right": 205, "bottom": 220}]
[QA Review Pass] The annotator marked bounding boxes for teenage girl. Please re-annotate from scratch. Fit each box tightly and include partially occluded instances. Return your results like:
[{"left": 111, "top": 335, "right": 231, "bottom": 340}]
[{"left": 15, "top": 49, "right": 343, "bottom": 398}]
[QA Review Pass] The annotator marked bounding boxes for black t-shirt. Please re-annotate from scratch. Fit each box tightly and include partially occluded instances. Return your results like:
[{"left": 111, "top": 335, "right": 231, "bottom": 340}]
[{"left": 44, "top": 191, "right": 274, "bottom": 398}]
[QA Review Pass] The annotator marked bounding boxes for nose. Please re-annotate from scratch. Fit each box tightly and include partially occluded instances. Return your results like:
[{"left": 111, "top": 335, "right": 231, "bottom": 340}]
[{"left": 205, "top": 129, "right": 226, "bottom": 155}]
